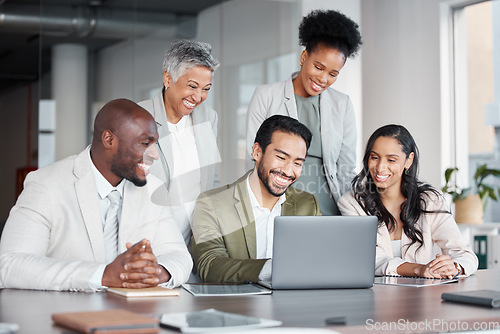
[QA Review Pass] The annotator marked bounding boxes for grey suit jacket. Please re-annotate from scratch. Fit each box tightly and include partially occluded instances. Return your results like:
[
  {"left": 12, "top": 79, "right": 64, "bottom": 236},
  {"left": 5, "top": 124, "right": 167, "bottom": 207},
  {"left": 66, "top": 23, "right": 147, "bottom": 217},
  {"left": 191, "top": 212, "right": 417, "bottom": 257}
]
[
  {"left": 191, "top": 171, "right": 321, "bottom": 283},
  {"left": 246, "top": 72, "right": 357, "bottom": 202},
  {"left": 0, "top": 147, "right": 192, "bottom": 291}
]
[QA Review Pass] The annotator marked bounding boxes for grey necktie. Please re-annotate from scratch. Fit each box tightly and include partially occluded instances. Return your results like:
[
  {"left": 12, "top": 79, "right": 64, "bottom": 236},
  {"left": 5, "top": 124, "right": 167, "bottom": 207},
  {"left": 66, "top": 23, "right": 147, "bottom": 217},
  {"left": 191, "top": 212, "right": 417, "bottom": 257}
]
[{"left": 104, "top": 190, "right": 121, "bottom": 263}]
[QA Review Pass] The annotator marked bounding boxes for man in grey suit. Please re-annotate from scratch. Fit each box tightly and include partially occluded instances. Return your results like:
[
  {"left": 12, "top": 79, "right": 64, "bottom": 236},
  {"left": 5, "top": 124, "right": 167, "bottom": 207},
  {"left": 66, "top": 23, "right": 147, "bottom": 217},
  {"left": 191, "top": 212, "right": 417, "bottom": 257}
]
[
  {"left": 0, "top": 99, "right": 192, "bottom": 291},
  {"left": 192, "top": 115, "right": 321, "bottom": 283}
]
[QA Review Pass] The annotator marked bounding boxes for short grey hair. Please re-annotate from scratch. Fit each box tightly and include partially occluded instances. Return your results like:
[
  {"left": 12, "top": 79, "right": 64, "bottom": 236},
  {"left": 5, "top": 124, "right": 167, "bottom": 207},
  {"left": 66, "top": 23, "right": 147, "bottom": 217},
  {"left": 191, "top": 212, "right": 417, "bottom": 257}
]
[{"left": 162, "top": 39, "right": 220, "bottom": 82}]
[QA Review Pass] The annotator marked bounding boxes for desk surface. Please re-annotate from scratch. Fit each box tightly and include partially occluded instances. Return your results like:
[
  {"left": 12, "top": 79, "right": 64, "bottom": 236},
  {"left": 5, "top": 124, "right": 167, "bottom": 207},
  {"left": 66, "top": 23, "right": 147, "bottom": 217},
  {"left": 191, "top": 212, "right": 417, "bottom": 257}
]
[{"left": 1, "top": 269, "right": 500, "bottom": 333}]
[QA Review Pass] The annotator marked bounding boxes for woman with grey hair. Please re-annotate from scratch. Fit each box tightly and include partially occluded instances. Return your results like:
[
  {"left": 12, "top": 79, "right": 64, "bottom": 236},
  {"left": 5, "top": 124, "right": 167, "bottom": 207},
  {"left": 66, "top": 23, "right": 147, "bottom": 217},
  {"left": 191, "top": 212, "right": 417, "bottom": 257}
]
[{"left": 139, "top": 39, "right": 220, "bottom": 248}]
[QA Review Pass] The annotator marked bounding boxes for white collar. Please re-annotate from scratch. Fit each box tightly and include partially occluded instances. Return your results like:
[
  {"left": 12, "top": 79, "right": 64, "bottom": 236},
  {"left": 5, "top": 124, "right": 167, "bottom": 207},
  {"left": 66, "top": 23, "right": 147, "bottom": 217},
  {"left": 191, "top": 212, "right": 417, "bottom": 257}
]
[
  {"left": 246, "top": 172, "right": 286, "bottom": 211},
  {"left": 88, "top": 149, "right": 125, "bottom": 200}
]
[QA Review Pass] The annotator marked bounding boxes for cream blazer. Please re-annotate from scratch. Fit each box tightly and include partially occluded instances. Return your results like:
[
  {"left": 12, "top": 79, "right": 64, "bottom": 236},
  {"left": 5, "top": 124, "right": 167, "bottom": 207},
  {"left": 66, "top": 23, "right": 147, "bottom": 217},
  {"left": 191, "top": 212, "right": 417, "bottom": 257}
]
[
  {"left": 139, "top": 90, "right": 221, "bottom": 246},
  {"left": 246, "top": 72, "right": 357, "bottom": 202},
  {"left": 139, "top": 90, "right": 220, "bottom": 194},
  {"left": 0, "top": 147, "right": 192, "bottom": 291},
  {"left": 338, "top": 191, "right": 478, "bottom": 276}
]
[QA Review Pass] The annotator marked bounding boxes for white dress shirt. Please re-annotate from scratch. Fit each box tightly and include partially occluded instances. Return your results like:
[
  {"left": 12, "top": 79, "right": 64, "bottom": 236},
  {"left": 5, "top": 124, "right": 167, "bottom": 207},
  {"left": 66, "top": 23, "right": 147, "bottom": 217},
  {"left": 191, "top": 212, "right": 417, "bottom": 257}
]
[
  {"left": 88, "top": 151, "right": 176, "bottom": 289},
  {"left": 88, "top": 150, "right": 125, "bottom": 289},
  {"left": 246, "top": 174, "right": 286, "bottom": 280},
  {"left": 167, "top": 115, "right": 201, "bottom": 245}
]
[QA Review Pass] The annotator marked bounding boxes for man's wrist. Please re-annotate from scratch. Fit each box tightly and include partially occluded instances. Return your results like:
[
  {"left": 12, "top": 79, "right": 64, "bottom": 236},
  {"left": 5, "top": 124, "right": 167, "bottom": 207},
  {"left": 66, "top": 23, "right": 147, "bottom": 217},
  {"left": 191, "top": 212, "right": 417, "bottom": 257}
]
[{"left": 159, "top": 265, "right": 171, "bottom": 284}]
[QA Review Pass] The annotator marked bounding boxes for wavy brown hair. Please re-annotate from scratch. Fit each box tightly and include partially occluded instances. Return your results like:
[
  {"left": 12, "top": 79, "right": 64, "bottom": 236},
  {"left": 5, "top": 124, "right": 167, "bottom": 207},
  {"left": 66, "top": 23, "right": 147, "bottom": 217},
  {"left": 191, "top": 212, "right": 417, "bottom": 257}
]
[{"left": 351, "top": 124, "right": 449, "bottom": 251}]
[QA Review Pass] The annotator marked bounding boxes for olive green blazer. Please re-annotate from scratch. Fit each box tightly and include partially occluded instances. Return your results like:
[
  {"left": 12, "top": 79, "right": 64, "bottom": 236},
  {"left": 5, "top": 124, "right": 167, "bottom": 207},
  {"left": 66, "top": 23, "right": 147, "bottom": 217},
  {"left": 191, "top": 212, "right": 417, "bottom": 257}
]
[{"left": 191, "top": 171, "right": 321, "bottom": 283}]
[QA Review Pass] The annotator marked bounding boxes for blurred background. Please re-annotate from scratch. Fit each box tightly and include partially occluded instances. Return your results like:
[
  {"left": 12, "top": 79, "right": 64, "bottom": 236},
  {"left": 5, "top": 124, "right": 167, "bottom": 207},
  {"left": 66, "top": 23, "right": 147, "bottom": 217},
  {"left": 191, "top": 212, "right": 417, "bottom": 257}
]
[{"left": 0, "top": 0, "right": 498, "bottom": 231}]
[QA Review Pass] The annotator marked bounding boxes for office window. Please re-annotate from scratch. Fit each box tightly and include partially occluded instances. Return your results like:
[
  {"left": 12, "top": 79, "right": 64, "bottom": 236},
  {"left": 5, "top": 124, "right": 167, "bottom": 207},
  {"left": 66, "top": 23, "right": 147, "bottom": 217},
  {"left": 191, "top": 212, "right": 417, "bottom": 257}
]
[
  {"left": 449, "top": 0, "right": 499, "bottom": 220},
  {"left": 235, "top": 53, "right": 297, "bottom": 161},
  {"left": 463, "top": 1, "right": 495, "bottom": 155},
  {"left": 237, "top": 61, "right": 265, "bottom": 161}
]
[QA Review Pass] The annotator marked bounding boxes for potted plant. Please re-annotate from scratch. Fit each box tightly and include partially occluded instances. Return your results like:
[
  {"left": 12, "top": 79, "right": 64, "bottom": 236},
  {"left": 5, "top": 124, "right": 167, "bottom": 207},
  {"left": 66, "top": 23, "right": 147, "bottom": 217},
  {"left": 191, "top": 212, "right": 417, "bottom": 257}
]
[{"left": 442, "top": 164, "right": 500, "bottom": 224}]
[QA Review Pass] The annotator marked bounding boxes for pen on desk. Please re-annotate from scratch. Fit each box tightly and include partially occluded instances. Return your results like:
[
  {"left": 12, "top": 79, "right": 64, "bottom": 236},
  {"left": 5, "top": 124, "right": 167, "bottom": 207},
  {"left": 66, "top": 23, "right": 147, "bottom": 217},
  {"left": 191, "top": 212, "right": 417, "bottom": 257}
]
[{"left": 451, "top": 262, "right": 461, "bottom": 280}]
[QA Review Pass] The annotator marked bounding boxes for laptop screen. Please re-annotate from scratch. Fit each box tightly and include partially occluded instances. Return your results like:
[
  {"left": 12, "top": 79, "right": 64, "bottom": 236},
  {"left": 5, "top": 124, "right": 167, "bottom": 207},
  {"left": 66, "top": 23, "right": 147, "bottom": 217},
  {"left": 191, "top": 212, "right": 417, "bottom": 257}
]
[{"left": 268, "top": 215, "right": 378, "bottom": 290}]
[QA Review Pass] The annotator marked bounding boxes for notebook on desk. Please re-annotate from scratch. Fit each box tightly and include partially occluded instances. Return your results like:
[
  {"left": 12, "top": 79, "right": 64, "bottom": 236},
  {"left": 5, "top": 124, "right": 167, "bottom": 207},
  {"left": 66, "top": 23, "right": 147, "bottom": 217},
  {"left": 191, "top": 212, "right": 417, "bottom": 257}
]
[{"left": 258, "top": 215, "right": 378, "bottom": 290}]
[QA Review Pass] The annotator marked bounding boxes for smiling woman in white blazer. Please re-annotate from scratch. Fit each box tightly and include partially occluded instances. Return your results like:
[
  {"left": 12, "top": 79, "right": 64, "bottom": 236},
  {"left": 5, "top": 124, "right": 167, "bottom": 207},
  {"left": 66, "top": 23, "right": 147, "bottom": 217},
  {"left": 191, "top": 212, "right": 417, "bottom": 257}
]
[
  {"left": 246, "top": 10, "right": 362, "bottom": 215},
  {"left": 338, "top": 124, "right": 478, "bottom": 278}
]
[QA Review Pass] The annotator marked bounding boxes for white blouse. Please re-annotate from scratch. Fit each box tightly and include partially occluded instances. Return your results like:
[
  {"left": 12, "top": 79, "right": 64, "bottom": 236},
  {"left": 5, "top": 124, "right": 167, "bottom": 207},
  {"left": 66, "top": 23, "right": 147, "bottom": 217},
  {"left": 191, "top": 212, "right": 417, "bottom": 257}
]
[
  {"left": 338, "top": 190, "right": 478, "bottom": 276},
  {"left": 391, "top": 240, "right": 402, "bottom": 258},
  {"left": 167, "top": 115, "right": 201, "bottom": 245}
]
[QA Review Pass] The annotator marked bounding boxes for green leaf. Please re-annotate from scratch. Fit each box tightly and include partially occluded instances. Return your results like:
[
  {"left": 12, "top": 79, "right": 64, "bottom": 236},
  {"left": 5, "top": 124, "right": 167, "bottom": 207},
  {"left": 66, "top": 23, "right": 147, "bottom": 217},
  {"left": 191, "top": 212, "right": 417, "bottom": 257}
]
[
  {"left": 478, "top": 188, "right": 488, "bottom": 201},
  {"left": 444, "top": 167, "right": 458, "bottom": 184},
  {"left": 474, "top": 164, "right": 487, "bottom": 188},
  {"left": 481, "top": 183, "right": 494, "bottom": 192},
  {"left": 474, "top": 164, "right": 487, "bottom": 180}
]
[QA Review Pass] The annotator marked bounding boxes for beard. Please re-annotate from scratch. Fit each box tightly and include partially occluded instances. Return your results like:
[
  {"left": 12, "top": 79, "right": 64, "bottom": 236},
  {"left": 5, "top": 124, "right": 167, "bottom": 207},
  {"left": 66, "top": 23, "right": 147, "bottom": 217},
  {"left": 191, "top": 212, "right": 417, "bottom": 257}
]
[
  {"left": 257, "top": 161, "right": 296, "bottom": 197},
  {"left": 110, "top": 145, "right": 147, "bottom": 187}
]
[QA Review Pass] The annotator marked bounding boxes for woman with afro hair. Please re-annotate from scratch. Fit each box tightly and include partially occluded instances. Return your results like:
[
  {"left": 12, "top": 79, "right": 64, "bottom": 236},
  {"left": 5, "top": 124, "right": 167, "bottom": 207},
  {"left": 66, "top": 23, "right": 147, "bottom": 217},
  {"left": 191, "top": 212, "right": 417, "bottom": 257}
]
[{"left": 246, "top": 9, "right": 362, "bottom": 215}]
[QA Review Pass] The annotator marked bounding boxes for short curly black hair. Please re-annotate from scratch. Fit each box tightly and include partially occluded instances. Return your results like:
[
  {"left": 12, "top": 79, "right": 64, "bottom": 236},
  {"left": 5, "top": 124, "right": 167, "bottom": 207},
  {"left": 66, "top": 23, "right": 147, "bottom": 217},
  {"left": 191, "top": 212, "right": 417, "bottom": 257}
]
[{"left": 299, "top": 9, "right": 362, "bottom": 59}]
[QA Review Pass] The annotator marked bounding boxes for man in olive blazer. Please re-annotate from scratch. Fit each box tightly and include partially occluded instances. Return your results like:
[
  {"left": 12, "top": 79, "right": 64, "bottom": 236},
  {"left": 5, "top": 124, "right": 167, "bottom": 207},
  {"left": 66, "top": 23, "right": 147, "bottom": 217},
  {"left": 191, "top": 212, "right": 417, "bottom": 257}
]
[{"left": 192, "top": 115, "right": 321, "bottom": 283}]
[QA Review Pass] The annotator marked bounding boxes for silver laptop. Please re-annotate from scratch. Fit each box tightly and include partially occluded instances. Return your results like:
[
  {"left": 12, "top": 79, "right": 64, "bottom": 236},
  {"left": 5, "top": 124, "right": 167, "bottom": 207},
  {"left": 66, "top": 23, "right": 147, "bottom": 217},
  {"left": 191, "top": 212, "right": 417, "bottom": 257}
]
[{"left": 260, "top": 215, "right": 378, "bottom": 290}]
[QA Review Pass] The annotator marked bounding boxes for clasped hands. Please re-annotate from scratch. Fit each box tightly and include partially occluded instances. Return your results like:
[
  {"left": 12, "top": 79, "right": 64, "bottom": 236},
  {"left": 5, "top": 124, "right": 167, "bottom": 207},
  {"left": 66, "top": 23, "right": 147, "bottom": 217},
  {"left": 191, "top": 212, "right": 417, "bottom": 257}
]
[
  {"left": 102, "top": 239, "right": 170, "bottom": 288},
  {"left": 418, "top": 254, "right": 461, "bottom": 279}
]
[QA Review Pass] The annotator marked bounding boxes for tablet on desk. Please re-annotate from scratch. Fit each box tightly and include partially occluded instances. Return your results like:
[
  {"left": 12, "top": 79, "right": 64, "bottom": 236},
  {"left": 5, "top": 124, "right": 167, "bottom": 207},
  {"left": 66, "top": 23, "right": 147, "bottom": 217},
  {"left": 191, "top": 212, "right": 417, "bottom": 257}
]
[
  {"left": 182, "top": 283, "right": 271, "bottom": 296},
  {"left": 374, "top": 276, "right": 459, "bottom": 287},
  {"left": 160, "top": 309, "right": 282, "bottom": 333}
]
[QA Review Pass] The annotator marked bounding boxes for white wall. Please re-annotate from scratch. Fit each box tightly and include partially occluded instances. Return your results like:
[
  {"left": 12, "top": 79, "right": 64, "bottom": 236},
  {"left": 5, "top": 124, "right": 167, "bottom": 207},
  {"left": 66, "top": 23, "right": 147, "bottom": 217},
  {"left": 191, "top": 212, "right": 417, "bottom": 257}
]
[
  {"left": 96, "top": 37, "right": 172, "bottom": 104},
  {"left": 197, "top": 0, "right": 362, "bottom": 182},
  {"left": 361, "top": 0, "right": 443, "bottom": 187},
  {"left": 196, "top": 0, "right": 303, "bottom": 184}
]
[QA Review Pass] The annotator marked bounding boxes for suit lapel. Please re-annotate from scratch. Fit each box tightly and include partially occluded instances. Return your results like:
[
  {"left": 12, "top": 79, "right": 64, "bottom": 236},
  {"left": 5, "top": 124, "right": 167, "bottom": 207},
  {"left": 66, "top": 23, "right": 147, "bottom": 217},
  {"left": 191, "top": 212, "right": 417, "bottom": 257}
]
[
  {"left": 284, "top": 75, "right": 298, "bottom": 119},
  {"left": 153, "top": 91, "right": 173, "bottom": 189},
  {"left": 74, "top": 148, "right": 105, "bottom": 262},
  {"left": 281, "top": 188, "right": 296, "bottom": 216},
  {"left": 379, "top": 225, "right": 393, "bottom": 257},
  {"left": 233, "top": 173, "right": 257, "bottom": 258},
  {"left": 318, "top": 92, "right": 333, "bottom": 163}
]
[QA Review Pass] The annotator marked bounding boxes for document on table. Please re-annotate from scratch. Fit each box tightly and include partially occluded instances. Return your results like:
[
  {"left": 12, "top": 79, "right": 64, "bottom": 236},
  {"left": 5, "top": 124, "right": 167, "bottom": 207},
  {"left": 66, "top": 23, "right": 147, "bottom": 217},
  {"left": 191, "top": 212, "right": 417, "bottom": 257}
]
[
  {"left": 374, "top": 276, "right": 458, "bottom": 287},
  {"left": 182, "top": 283, "right": 272, "bottom": 296},
  {"left": 106, "top": 286, "right": 180, "bottom": 298}
]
